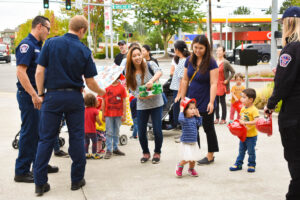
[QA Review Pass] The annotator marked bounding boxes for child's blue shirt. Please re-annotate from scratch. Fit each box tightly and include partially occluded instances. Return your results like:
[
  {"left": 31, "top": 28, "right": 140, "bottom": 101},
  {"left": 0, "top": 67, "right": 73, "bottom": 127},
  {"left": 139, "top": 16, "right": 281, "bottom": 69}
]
[{"left": 178, "top": 112, "right": 202, "bottom": 143}]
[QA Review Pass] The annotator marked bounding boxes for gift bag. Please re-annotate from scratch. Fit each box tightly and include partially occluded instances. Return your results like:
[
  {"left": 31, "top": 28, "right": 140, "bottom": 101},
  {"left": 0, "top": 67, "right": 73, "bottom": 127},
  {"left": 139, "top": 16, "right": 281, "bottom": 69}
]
[{"left": 122, "top": 92, "right": 133, "bottom": 126}]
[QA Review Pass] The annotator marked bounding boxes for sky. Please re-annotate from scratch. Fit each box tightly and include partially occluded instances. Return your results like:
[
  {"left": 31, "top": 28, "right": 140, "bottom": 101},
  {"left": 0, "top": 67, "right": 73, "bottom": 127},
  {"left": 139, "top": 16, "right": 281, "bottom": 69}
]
[{"left": 0, "top": 0, "right": 286, "bottom": 32}]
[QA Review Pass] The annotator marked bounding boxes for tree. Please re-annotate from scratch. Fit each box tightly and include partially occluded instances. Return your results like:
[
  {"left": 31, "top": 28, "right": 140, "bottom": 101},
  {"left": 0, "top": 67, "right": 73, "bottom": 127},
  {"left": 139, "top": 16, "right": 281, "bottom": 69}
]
[
  {"left": 233, "top": 6, "right": 251, "bottom": 15},
  {"left": 279, "top": 0, "right": 300, "bottom": 14},
  {"left": 60, "top": 0, "right": 127, "bottom": 54},
  {"left": 128, "top": 0, "right": 203, "bottom": 57},
  {"left": 15, "top": 10, "right": 68, "bottom": 47}
]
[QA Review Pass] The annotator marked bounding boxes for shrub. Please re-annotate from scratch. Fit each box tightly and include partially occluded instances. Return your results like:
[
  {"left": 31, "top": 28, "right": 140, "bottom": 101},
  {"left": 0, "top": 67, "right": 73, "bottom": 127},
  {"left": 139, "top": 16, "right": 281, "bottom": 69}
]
[
  {"left": 94, "top": 46, "right": 120, "bottom": 59},
  {"left": 254, "top": 82, "right": 282, "bottom": 112}
]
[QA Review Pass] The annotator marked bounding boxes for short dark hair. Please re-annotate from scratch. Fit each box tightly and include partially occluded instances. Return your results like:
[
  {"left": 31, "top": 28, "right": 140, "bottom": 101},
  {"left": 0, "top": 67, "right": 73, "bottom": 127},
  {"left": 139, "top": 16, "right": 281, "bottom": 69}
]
[
  {"left": 183, "top": 102, "right": 196, "bottom": 117},
  {"left": 32, "top": 16, "right": 50, "bottom": 29},
  {"left": 242, "top": 88, "right": 256, "bottom": 101}
]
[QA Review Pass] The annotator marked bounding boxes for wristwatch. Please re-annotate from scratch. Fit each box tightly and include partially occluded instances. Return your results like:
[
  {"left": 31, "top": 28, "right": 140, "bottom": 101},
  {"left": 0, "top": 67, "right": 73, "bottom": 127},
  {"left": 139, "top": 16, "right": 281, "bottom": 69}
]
[{"left": 38, "top": 93, "right": 45, "bottom": 97}]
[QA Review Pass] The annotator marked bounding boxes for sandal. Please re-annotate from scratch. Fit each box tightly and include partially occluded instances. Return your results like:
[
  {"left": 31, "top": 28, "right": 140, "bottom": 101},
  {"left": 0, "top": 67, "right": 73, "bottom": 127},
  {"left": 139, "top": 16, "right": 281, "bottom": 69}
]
[
  {"left": 140, "top": 154, "right": 150, "bottom": 163},
  {"left": 219, "top": 120, "right": 227, "bottom": 124},
  {"left": 152, "top": 153, "right": 160, "bottom": 164},
  {"left": 214, "top": 119, "right": 219, "bottom": 124}
]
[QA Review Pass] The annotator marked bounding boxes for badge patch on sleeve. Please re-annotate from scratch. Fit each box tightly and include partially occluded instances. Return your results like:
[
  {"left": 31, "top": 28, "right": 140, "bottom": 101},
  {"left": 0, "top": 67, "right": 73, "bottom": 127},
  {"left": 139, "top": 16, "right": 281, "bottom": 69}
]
[
  {"left": 20, "top": 44, "right": 29, "bottom": 53},
  {"left": 280, "top": 54, "right": 292, "bottom": 67}
]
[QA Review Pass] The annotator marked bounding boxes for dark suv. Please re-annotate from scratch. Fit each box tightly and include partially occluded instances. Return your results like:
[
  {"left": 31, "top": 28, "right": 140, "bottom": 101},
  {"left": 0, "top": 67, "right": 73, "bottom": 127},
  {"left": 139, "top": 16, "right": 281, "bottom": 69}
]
[
  {"left": 236, "top": 43, "right": 270, "bottom": 63},
  {"left": 0, "top": 43, "right": 11, "bottom": 63},
  {"left": 226, "top": 43, "right": 271, "bottom": 64}
]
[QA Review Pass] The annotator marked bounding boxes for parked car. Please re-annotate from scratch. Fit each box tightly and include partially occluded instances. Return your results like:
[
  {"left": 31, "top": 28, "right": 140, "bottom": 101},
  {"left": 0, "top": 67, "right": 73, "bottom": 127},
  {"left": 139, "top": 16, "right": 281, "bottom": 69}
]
[
  {"left": 0, "top": 43, "right": 11, "bottom": 63},
  {"left": 226, "top": 43, "right": 271, "bottom": 64}
]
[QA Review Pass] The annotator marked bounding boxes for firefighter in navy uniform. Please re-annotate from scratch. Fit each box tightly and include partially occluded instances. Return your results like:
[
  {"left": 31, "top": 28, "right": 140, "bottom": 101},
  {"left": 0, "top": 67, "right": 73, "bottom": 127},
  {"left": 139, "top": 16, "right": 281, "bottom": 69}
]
[
  {"left": 34, "top": 15, "right": 105, "bottom": 196},
  {"left": 14, "top": 16, "right": 58, "bottom": 184},
  {"left": 265, "top": 6, "right": 300, "bottom": 200}
]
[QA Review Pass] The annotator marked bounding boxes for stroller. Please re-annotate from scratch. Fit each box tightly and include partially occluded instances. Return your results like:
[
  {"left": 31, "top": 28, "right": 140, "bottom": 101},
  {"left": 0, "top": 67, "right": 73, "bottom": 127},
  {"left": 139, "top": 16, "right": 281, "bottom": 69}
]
[
  {"left": 12, "top": 118, "right": 66, "bottom": 149},
  {"left": 147, "top": 76, "right": 175, "bottom": 140}
]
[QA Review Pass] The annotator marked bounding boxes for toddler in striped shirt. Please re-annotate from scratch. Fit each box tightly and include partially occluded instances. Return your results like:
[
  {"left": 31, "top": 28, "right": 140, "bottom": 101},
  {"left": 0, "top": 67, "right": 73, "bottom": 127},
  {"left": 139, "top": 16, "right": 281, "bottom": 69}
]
[{"left": 175, "top": 98, "right": 202, "bottom": 178}]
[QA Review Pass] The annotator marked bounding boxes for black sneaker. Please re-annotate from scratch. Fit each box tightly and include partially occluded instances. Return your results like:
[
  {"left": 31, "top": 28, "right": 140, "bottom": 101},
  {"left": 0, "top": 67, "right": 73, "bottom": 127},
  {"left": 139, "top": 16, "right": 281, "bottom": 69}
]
[
  {"left": 35, "top": 183, "right": 50, "bottom": 196},
  {"left": 14, "top": 173, "right": 34, "bottom": 183},
  {"left": 54, "top": 150, "right": 69, "bottom": 158},
  {"left": 129, "top": 136, "right": 138, "bottom": 139},
  {"left": 71, "top": 178, "right": 86, "bottom": 191},
  {"left": 47, "top": 165, "right": 59, "bottom": 173},
  {"left": 197, "top": 157, "right": 215, "bottom": 165},
  {"left": 113, "top": 149, "right": 125, "bottom": 156}
]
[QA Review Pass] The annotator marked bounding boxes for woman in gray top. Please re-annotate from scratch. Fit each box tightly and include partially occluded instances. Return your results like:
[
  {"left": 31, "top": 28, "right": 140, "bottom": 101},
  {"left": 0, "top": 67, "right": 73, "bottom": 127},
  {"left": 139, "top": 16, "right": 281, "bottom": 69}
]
[{"left": 125, "top": 46, "right": 164, "bottom": 164}]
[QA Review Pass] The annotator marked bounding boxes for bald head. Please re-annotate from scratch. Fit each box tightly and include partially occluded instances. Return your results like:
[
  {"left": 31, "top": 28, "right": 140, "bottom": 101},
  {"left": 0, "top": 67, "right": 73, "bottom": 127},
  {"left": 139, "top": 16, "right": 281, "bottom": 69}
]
[{"left": 69, "top": 15, "right": 88, "bottom": 33}]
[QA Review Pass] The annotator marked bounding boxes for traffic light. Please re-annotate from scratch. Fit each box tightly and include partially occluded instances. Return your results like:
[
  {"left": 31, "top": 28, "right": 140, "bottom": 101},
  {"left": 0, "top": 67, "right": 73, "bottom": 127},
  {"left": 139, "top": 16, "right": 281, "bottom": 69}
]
[
  {"left": 66, "top": 0, "right": 71, "bottom": 10},
  {"left": 123, "top": 33, "right": 133, "bottom": 38},
  {"left": 43, "top": 0, "right": 49, "bottom": 9}
]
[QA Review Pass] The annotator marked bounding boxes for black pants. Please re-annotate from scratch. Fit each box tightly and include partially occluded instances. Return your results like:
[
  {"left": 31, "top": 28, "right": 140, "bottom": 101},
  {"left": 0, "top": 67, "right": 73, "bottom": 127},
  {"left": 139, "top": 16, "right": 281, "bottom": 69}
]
[
  {"left": 215, "top": 94, "right": 227, "bottom": 120},
  {"left": 278, "top": 113, "right": 300, "bottom": 200},
  {"left": 197, "top": 111, "right": 219, "bottom": 153}
]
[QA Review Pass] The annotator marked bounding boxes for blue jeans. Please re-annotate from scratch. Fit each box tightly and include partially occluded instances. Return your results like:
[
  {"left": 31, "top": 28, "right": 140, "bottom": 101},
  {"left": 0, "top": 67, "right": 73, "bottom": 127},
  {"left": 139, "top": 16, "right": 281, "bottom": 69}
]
[
  {"left": 172, "top": 90, "right": 180, "bottom": 128},
  {"left": 34, "top": 91, "right": 86, "bottom": 185},
  {"left": 105, "top": 117, "right": 122, "bottom": 152},
  {"left": 235, "top": 136, "right": 257, "bottom": 167},
  {"left": 132, "top": 117, "right": 138, "bottom": 138},
  {"left": 15, "top": 90, "right": 39, "bottom": 175},
  {"left": 137, "top": 106, "right": 163, "bottom": 154}
]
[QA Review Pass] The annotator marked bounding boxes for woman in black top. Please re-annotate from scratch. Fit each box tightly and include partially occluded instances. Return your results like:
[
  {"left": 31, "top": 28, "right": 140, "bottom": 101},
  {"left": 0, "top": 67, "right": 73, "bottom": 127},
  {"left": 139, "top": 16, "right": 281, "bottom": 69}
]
[{"left": 142, "top": 44, "right": 159, "bottom": 66}]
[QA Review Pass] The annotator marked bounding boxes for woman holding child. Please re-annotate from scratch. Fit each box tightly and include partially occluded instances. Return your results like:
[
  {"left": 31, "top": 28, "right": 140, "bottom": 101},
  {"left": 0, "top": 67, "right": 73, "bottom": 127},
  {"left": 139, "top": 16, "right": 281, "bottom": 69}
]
[{"left": 125, "top": 46, "right": 164, "bottom": 164}]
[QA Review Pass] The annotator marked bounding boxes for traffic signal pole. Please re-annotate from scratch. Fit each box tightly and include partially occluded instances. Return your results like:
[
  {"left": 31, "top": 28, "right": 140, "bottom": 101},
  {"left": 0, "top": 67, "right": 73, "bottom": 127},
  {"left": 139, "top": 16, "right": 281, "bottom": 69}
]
[{"left": 271, "top": 0, "right": 278, "bottom": 70}]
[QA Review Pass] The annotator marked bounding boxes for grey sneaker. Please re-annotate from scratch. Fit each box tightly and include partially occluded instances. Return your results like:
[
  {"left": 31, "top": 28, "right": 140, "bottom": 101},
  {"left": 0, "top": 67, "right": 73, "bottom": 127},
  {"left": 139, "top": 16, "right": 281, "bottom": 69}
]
[
  {"left": 104, "top": 151, "right": 112, "bottom": 159},
  {"left": 113, "top": 149, "right": 125, "bottom": 156}
]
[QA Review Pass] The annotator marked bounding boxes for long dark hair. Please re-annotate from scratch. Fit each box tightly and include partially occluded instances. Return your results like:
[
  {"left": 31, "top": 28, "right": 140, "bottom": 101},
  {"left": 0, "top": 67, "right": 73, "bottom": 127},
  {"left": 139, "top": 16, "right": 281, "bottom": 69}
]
[
  {"left": 174, "top": 40, "right": 190, "bottom": 64},
  {"left": 142, "top": 44, "right": 153, "bottom": 58},
  {"left": 126, "top": 46, "right": 147, "bottom": 91},
  {"left": 189, "top": 35, "right": 212, "bottom": 74}
]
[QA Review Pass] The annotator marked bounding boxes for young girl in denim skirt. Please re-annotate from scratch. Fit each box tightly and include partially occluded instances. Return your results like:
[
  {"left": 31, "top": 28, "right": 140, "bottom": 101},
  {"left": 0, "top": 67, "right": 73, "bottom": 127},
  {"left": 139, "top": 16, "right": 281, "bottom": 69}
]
[{"left": 176, "top": 98, "right": 202, "bottom": 177}]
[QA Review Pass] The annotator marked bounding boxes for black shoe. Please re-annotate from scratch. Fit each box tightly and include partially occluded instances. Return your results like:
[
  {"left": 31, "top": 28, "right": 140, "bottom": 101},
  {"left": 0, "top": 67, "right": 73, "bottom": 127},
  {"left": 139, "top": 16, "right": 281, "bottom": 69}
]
[
  {"left": 197, "top": 157, "right": 215, "bottom": 165},
  {"left": 130, "top": 125, "right": 134, "bottom": 131},
  {"left": 47, "top": 165, "right": 59, "bottom": 173},
  {"left": 113, "top": 149, "right": 125, "bottom": 156},
  {"left": 14, "top": 173, "right": 34, "bottom": 183},
  {"left": 35, "top": 183, "right": 50, "bottom": 196},
  {"left": 71, "top": 178, "right": 86, "bottom": 191},
  {"left": 54, "top": 150, "right": 69, "bottom": 158}
]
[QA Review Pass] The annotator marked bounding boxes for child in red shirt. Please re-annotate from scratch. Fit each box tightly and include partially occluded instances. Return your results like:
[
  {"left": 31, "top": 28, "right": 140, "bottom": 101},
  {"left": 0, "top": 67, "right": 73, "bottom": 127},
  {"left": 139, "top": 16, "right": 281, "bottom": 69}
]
[
  {"left": 84, "top": 93, "right": 102, "bottom": 159},
  {"left": 102, "top": 76, "right": 127, "bottom": 159}
]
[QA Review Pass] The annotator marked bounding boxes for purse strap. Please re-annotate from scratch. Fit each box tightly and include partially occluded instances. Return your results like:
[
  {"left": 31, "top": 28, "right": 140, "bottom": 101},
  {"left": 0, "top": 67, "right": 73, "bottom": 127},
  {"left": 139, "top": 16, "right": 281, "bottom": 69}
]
[{"left": 189, "top": 67, "right": 199, "bottom": 85}]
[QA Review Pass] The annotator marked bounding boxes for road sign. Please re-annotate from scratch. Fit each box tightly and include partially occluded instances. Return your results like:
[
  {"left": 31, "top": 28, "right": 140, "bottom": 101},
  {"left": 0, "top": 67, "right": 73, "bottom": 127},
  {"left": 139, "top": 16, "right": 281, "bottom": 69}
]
[
  {"left": 112, "top": 4, "right": 131, "bottom": 9},
  {"left": 75, "top": 0, "right": 83, "bottom": 9}
]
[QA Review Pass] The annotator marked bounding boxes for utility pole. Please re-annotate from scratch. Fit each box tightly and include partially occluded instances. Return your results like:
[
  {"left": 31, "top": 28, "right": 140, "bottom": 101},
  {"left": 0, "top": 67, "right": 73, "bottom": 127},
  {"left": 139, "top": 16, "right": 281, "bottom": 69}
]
[
  {"left": 208, "top": 0, "right": 213, "bottom": 50},
  {"left": 271, "top": 0, "right": 278, "bottom": 70},
  {"left": 87, "top": 0, "right": 91, "bottom": 50},
  {"left": 109, "top": 0, "right": 113, "bottom": 59}
]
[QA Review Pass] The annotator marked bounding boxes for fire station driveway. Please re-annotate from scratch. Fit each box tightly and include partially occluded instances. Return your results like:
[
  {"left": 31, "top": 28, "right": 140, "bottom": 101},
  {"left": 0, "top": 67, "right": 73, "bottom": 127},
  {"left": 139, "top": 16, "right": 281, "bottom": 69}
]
[{"left": 0, "top": 91, "right": 290, "bottom": 200}]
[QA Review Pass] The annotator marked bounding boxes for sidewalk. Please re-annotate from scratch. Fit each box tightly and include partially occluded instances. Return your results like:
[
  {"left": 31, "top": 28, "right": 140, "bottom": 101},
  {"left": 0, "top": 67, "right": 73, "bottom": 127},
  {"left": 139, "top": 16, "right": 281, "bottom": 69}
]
[{"left": 0, "top": 92, "right": 289, "bottom": 200}]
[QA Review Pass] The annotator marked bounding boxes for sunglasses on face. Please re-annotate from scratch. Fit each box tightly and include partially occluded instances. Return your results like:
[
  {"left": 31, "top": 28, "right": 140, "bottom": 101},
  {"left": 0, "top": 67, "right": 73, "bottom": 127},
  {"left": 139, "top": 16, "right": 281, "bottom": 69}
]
[{"left": 41, "top": 24, "right": 50, "bottom": 32}]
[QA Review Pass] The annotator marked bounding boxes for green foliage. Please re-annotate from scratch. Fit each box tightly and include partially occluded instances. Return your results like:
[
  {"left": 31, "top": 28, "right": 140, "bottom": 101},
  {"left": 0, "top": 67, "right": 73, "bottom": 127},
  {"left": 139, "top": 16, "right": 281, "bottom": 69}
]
[
  {"left": 14, "top": 10, "right": 68, "bottom": 48},
  {"left": 144, "top": 28, "right": 164, "bottom": 50},
  {"left": 95, "top": 46, "right": 120, "bottom": 59},
  {"left": 233, "top": 6, "right": 251, "bottom": 15},
  {"left": 127, "top": 0, "right": 204, "bottom": 54},
  {"left": 254, "top": 82, "right": 282, "bottom": 112}
]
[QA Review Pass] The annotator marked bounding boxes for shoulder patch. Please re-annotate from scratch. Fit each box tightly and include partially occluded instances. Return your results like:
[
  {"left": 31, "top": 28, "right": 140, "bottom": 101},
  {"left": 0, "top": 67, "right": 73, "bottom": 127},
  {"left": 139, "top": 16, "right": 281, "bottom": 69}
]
[
  {"left": 280, "top": 54, "right": 292, "bottom": 68},
  {"left": 20, "top": 44, "right": 29, "bottom": 54}
]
